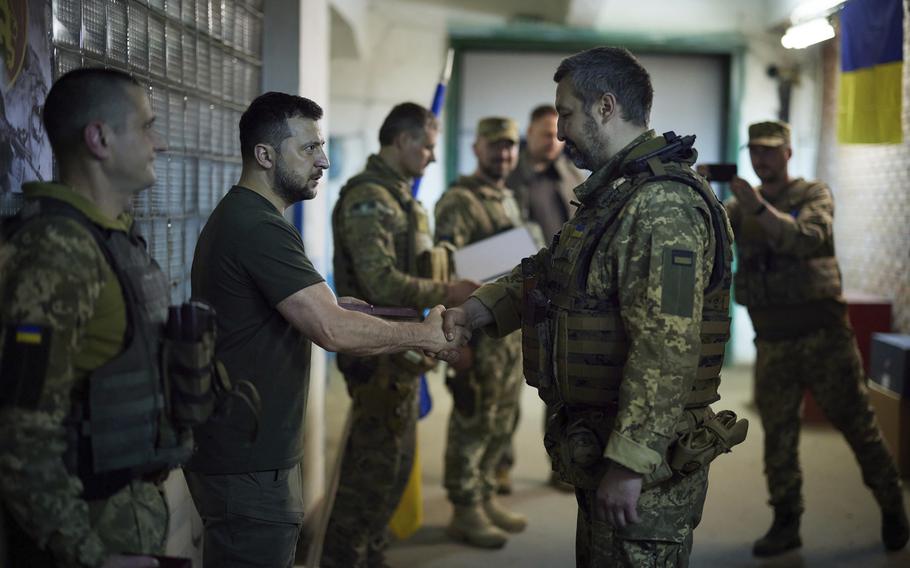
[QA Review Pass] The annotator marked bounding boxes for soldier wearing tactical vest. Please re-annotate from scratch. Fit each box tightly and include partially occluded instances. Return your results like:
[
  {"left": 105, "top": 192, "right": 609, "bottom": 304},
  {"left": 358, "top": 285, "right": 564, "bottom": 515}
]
[
  {"left": 442, "top": 47, "right": 748, "bottom": 566},
  {"left": 435, "top": 117, "right": 529, "bottom": 548},
  {"left": 0, "top": 69, "right": 175, "bottom": 568},
  {"left": 324, "top": 103, "right": 479, "bottom": 568},
  {"left": 727, "top": 120, "right": 909, "bottom": 557}
]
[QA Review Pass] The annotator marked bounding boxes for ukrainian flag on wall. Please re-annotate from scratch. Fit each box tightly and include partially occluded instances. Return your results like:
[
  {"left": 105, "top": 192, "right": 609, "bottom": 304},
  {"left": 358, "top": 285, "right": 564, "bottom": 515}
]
[{"left": 838, "top": 0, "right": 904, "bottom": 144}]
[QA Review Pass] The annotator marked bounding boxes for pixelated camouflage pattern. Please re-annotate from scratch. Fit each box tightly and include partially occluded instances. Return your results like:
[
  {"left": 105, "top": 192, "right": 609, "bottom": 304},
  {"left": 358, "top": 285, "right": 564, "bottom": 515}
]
[
  {"left": 435, "top": 175, "right": 525, "bottom": 505},
  {"left": 575, "top": 467, "right": 709, "bottom": 568},
  {"left": 472, "top": 130, "right": 733, "bottom": 564},
  {"left": 726, "top": 178, "right": 841, "bottom": 309},
  {"left": 321, "top": 364, "right": 418, "bottom": 568},
  {"left": 324, "top": 155, "right": 448, "bottom": 568},
  {"left": 332, "top": 154, "right": 448, "bottom": 309},
  {"left": 755, "top": 326, "right": 902, "bottom": 514},
  {"left": 0, "top": 183, "right": 166, "bottom": 568}
]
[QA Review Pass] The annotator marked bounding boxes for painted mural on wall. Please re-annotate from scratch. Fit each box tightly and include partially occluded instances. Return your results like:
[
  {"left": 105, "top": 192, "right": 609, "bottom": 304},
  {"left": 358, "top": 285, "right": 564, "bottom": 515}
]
[{"left": 0, "top": 0, "right": 52, "bottom": 195}]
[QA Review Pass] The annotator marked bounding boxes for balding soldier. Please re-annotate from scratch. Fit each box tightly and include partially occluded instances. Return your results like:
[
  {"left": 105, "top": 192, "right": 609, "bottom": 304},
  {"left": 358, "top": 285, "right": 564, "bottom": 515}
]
[
  {"left": 727, "top": 120, "right": 909, "bottom": 556},
  {"left": 436, "top": 117, "right": 528, "bottom": 548}
]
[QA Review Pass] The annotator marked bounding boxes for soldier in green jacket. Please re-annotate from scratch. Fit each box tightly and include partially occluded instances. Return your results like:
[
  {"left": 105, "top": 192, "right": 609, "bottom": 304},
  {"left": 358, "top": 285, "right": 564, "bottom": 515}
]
[
  {"left": 436, "top": 117, "right": 528, "bottom": 548},
  {"left": 727, "top": 120, "right": 908, "bottom": 556},
  {"left": 442, "top": 47, "right": 747, "bottom": 567},
  {"left": 0, "top": 69, "right": 170, "bottom": 568},
  {"left": 325, "top": 102, "right": 478, "bottom": 568}
]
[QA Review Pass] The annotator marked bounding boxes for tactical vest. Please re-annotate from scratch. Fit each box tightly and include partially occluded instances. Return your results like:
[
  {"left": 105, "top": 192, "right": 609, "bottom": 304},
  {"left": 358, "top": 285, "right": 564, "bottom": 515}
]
[
  {"left": 3, "top": 199, "right": 192, "bottom": 500},
  {"left": 446, "top": 176, "right": 525, "bottom": 240},
  {"left": 332, "top": 171, "right": 436, "bottom": 298},
  {"left": 522, "top": 143, "right": 732, "bottom": 413},
  {"left": 733, "top": 178, "right": 842, "bottom": 308}
]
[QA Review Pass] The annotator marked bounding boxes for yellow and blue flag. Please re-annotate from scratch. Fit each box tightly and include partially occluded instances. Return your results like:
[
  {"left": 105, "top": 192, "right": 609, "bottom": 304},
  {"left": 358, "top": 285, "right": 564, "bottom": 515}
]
[{"left": 838, "top": 0, "right": 903, "bottom": 144}]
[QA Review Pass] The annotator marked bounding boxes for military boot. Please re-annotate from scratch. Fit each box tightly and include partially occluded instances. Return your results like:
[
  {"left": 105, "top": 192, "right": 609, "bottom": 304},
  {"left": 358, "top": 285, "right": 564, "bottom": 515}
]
[
  {"left": 483, "top": 497, "right": 528, "bottom": 533},
  {"left": 447, "top": 504, "right": 508, "bottom": 549},
  {"left": 881, "top": 499, "right": 910, "bottom": 551},
  {"left": 495, "top": 465, "right": 513, "bottom": 495},
  {"left": 752, "top": 509, "right": 801, "bottom": 557}
]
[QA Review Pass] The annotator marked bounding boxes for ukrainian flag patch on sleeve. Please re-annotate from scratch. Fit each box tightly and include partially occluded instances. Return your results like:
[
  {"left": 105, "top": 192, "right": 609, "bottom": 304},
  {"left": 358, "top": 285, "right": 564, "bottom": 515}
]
[
  {"left": 15, "top": 325, "right": 44, "bottom": 345},
  {"left": 1, "top": 324, "right": 51, "bottom": 409}
]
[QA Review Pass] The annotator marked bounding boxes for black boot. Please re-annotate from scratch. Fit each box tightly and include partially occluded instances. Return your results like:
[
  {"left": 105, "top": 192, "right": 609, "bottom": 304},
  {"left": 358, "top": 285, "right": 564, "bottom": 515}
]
[
  {"left": 752, "top": 509, "right": 802, "bottom": 557},
  {"left": 882, "top": 499, "right": 910, "bottom": 551}
]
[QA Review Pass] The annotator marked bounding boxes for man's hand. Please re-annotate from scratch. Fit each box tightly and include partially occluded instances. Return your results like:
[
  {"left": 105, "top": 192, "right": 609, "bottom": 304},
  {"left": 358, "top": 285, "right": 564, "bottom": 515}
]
[
  {"left": 444, "top": 279, "right": 481, "bottom": 306},
  {"left": 441, "top": 297, "right": 494, "bottom": 341},
  {"left": 595, "top": 464, "right": 643, "bottom": 529},
  {"left": 729, "top": 176, "right": 764, "bottom": 214},
  {"left": 101, "top": 556, "right": 160, "bottom": 568},
  {"left": 421, "top": 305, "right": 471, "bottom": 360}
]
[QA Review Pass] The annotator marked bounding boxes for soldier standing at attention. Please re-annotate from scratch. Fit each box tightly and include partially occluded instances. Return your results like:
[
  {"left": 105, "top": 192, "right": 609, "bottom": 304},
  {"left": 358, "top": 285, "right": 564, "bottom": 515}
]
[
  {"left": 325, "top": 102, "right": 479, "bottom": 568},
  {"left": 435, "top": 117, "right": 528, "bottom": 548},
  {"left": 443, "top": 46, "right": 747, "bottom": 566},
  {"left": 726, "top": 120, "right": 909, "bottom": 557},
  {"left": 186, "top": 93, "right": 465, "bottom": 568},
  {"left": 0, "top": 69, "right": 170, "bottom": 568}
]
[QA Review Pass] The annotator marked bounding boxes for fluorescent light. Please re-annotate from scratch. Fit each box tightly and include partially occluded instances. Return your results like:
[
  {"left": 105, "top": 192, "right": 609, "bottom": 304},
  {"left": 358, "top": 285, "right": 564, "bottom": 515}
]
[
  {"left": 791, "top": 0, "right": 846, "bottom": 24},
  {"left": 781, "top": 18, "right": 835, "bottom": 49}
]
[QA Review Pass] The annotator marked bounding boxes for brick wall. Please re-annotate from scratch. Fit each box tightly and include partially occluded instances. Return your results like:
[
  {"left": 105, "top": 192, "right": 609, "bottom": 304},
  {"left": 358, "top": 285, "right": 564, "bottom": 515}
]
[{"left": 816, "top": 6, "right": 910, "bottom": 333}]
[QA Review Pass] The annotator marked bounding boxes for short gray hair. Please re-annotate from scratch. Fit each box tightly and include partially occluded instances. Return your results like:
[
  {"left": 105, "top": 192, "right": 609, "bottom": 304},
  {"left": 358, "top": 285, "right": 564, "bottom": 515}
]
[{"left": 553, "top": 47, "right": 653, "bottom": 127}]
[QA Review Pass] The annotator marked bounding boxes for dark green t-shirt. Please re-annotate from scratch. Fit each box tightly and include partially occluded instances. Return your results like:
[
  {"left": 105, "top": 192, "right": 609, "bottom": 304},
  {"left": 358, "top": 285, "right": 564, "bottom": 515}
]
[{"left": 187, "top": 186, "right": 324, "bottom": 473}]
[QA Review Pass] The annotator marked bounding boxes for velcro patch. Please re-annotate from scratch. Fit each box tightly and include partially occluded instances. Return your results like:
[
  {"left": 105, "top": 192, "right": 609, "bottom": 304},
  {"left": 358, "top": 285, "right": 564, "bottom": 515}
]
[
  {"left": 661, "top": 249, "right": 695, "bottom": 317},
  {"left": 1, "top": 324, "right": 52, "bottom": 409},
  {"left": 347, "top": 200, "right": 390, "bottom": 218}
]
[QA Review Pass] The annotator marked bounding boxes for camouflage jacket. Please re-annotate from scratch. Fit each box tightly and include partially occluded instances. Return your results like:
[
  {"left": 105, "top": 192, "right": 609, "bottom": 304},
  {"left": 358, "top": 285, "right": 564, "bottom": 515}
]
[
  {"left": 0, "top": 183, "right": 165, "bottom": 567},
  {"left": 332, "top": 154, "right": 448, "bottom": 308},
  {"left": 725, "top": 178, "right": 842, "bottom": 309},
  {"left": 473, "top": 131, "right": 723, "bottom": 476},
  {"left": 435, "top": 175, "right": 523, "bottom": 366}
]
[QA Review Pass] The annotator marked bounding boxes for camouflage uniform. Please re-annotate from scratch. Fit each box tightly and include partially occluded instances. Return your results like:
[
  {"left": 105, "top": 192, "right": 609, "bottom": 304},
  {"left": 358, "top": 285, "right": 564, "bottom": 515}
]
[
  {"left": 727, "top": 177, "right": 902, "bottom": 516},
  {"left": 0, "top": 183, "right": 167, "bottom": 568},
  {"left": 325, "top": 154, "right": 449, "bottom": 568},
  {"left": 435, "top": 174, "right": 524, "bottom": 506},
  {"left": 473, "top": 131, "right": 738, "bottom": 567}
]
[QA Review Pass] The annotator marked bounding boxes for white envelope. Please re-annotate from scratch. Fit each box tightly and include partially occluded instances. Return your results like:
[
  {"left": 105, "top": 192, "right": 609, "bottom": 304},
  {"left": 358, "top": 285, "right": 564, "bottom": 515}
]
[{"left": 453, "top": 226, "right": 540, "bottom": 282}]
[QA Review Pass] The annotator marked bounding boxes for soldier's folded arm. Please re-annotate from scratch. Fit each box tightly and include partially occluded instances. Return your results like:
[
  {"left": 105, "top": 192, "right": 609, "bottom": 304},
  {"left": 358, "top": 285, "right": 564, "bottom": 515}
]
[
  {"left": 766, "top": 182, "right": 834, "bottom": 256},
  {"left": 604, "top": 188, "right": 709, "bottom": 476},
  {"left": 0, "top": 221, "right": 110, "bottom": 567},
  {"left": 341, "top": 184, "right": 450, "bottom": 308}
]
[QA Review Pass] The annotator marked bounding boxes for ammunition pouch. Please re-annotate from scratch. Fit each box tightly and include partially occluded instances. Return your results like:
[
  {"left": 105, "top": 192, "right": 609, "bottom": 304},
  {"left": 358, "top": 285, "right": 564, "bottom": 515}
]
[
  {"left": 162, "top": 332, "right": 217, "bottom": 427},
  {"left": 418, "top": 243, "right": 455, "bottom": 283},
  {"left": 544, "top": 405, "right": 613, "bottom": 490},
  {"left": 667, "top": 409, "right": 748, "bottom": 476}
]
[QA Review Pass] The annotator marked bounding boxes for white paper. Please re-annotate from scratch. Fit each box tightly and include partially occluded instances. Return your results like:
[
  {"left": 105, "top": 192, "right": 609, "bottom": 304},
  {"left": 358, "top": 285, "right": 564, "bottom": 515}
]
[{"left": 453, "top": 227, "right": 539, "bottom": 282}]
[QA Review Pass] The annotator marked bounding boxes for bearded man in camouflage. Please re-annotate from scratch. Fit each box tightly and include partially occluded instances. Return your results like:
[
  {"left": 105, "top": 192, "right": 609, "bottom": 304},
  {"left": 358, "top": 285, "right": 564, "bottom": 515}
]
[
  {"left": 727, "top": 120, "right": 908, "bottom": 557},
  {"left": 443, "top": 46, "right": 747, "bottom": 567},
  {"left": 436, "top": 117, "right": 528, "bottom": 549}
]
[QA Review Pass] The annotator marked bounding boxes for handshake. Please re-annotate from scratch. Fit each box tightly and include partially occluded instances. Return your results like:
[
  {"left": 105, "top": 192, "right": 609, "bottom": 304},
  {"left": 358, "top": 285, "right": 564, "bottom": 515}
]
[{"left": 417, "top": 296, "right": 494, "bottom": 364}]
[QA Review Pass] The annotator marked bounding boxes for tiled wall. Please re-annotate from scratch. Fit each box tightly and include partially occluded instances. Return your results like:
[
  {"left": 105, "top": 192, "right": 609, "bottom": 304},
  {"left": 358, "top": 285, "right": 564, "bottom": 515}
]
[{"left": 816, "top": 11, "right": 910, "bottom": 333}]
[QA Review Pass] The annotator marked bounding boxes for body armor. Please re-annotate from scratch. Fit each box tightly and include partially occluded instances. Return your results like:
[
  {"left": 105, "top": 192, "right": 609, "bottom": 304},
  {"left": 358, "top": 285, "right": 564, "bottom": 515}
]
[
  {"left": 520, "top": 133, "right": 741, "bottom": 488},
  {"left": 4, "top": 199, "right": 192, "bottom": 500}
]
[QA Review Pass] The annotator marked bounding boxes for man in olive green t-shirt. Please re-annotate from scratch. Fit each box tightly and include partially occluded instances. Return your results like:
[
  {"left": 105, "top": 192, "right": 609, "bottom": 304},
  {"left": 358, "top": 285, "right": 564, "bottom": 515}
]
[{"left": 186, "top": 93, "right": 467, "bottom": 568}]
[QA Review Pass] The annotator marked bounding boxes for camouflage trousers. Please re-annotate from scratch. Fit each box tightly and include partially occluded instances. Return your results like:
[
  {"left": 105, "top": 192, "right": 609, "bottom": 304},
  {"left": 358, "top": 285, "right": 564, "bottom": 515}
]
[
  {"left": 6, "top": 479, "right": 167, "bottom": 565},
  {"left": 321, "top": 363, "right": 419, "bottom": 568},
  {"left": 755, "top": 325, "right": 901, "bottom": 514},
  {"left": 444, "top": 333, "right": 523, "bottom": 505},
  {"left": 575, "top": 467, "right": 709, "bottom": 567}
]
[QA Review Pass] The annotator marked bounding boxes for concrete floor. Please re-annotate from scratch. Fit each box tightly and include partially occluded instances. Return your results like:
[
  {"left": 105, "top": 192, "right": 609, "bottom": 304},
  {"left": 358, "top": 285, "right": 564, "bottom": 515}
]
[{"left": 320, "top": 363, "right": 910, "bottom": 568}]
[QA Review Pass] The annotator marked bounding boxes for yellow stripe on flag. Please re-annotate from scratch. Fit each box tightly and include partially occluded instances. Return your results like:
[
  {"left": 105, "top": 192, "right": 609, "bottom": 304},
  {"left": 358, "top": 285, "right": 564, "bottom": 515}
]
[
  {"left": 15, "top": 331, "right": 42, "bottom": 344},
  {"left": 388, "top": 436, "right": 423, "bottom": 539},
  {"left": 838, "top": 61, "right": 903, "bottom": 144}
]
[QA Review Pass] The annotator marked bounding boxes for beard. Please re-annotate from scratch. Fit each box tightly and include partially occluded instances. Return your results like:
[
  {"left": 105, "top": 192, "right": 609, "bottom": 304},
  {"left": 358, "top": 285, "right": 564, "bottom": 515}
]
[
  {"left": 564, "top": 113, "right": 606, "bottom": 171},
  {"left": 273, "top": 154, "right": 316, "bottom": 203},
  {"left": 478, "top": 160, "right": 509, "bottom": 183}
]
